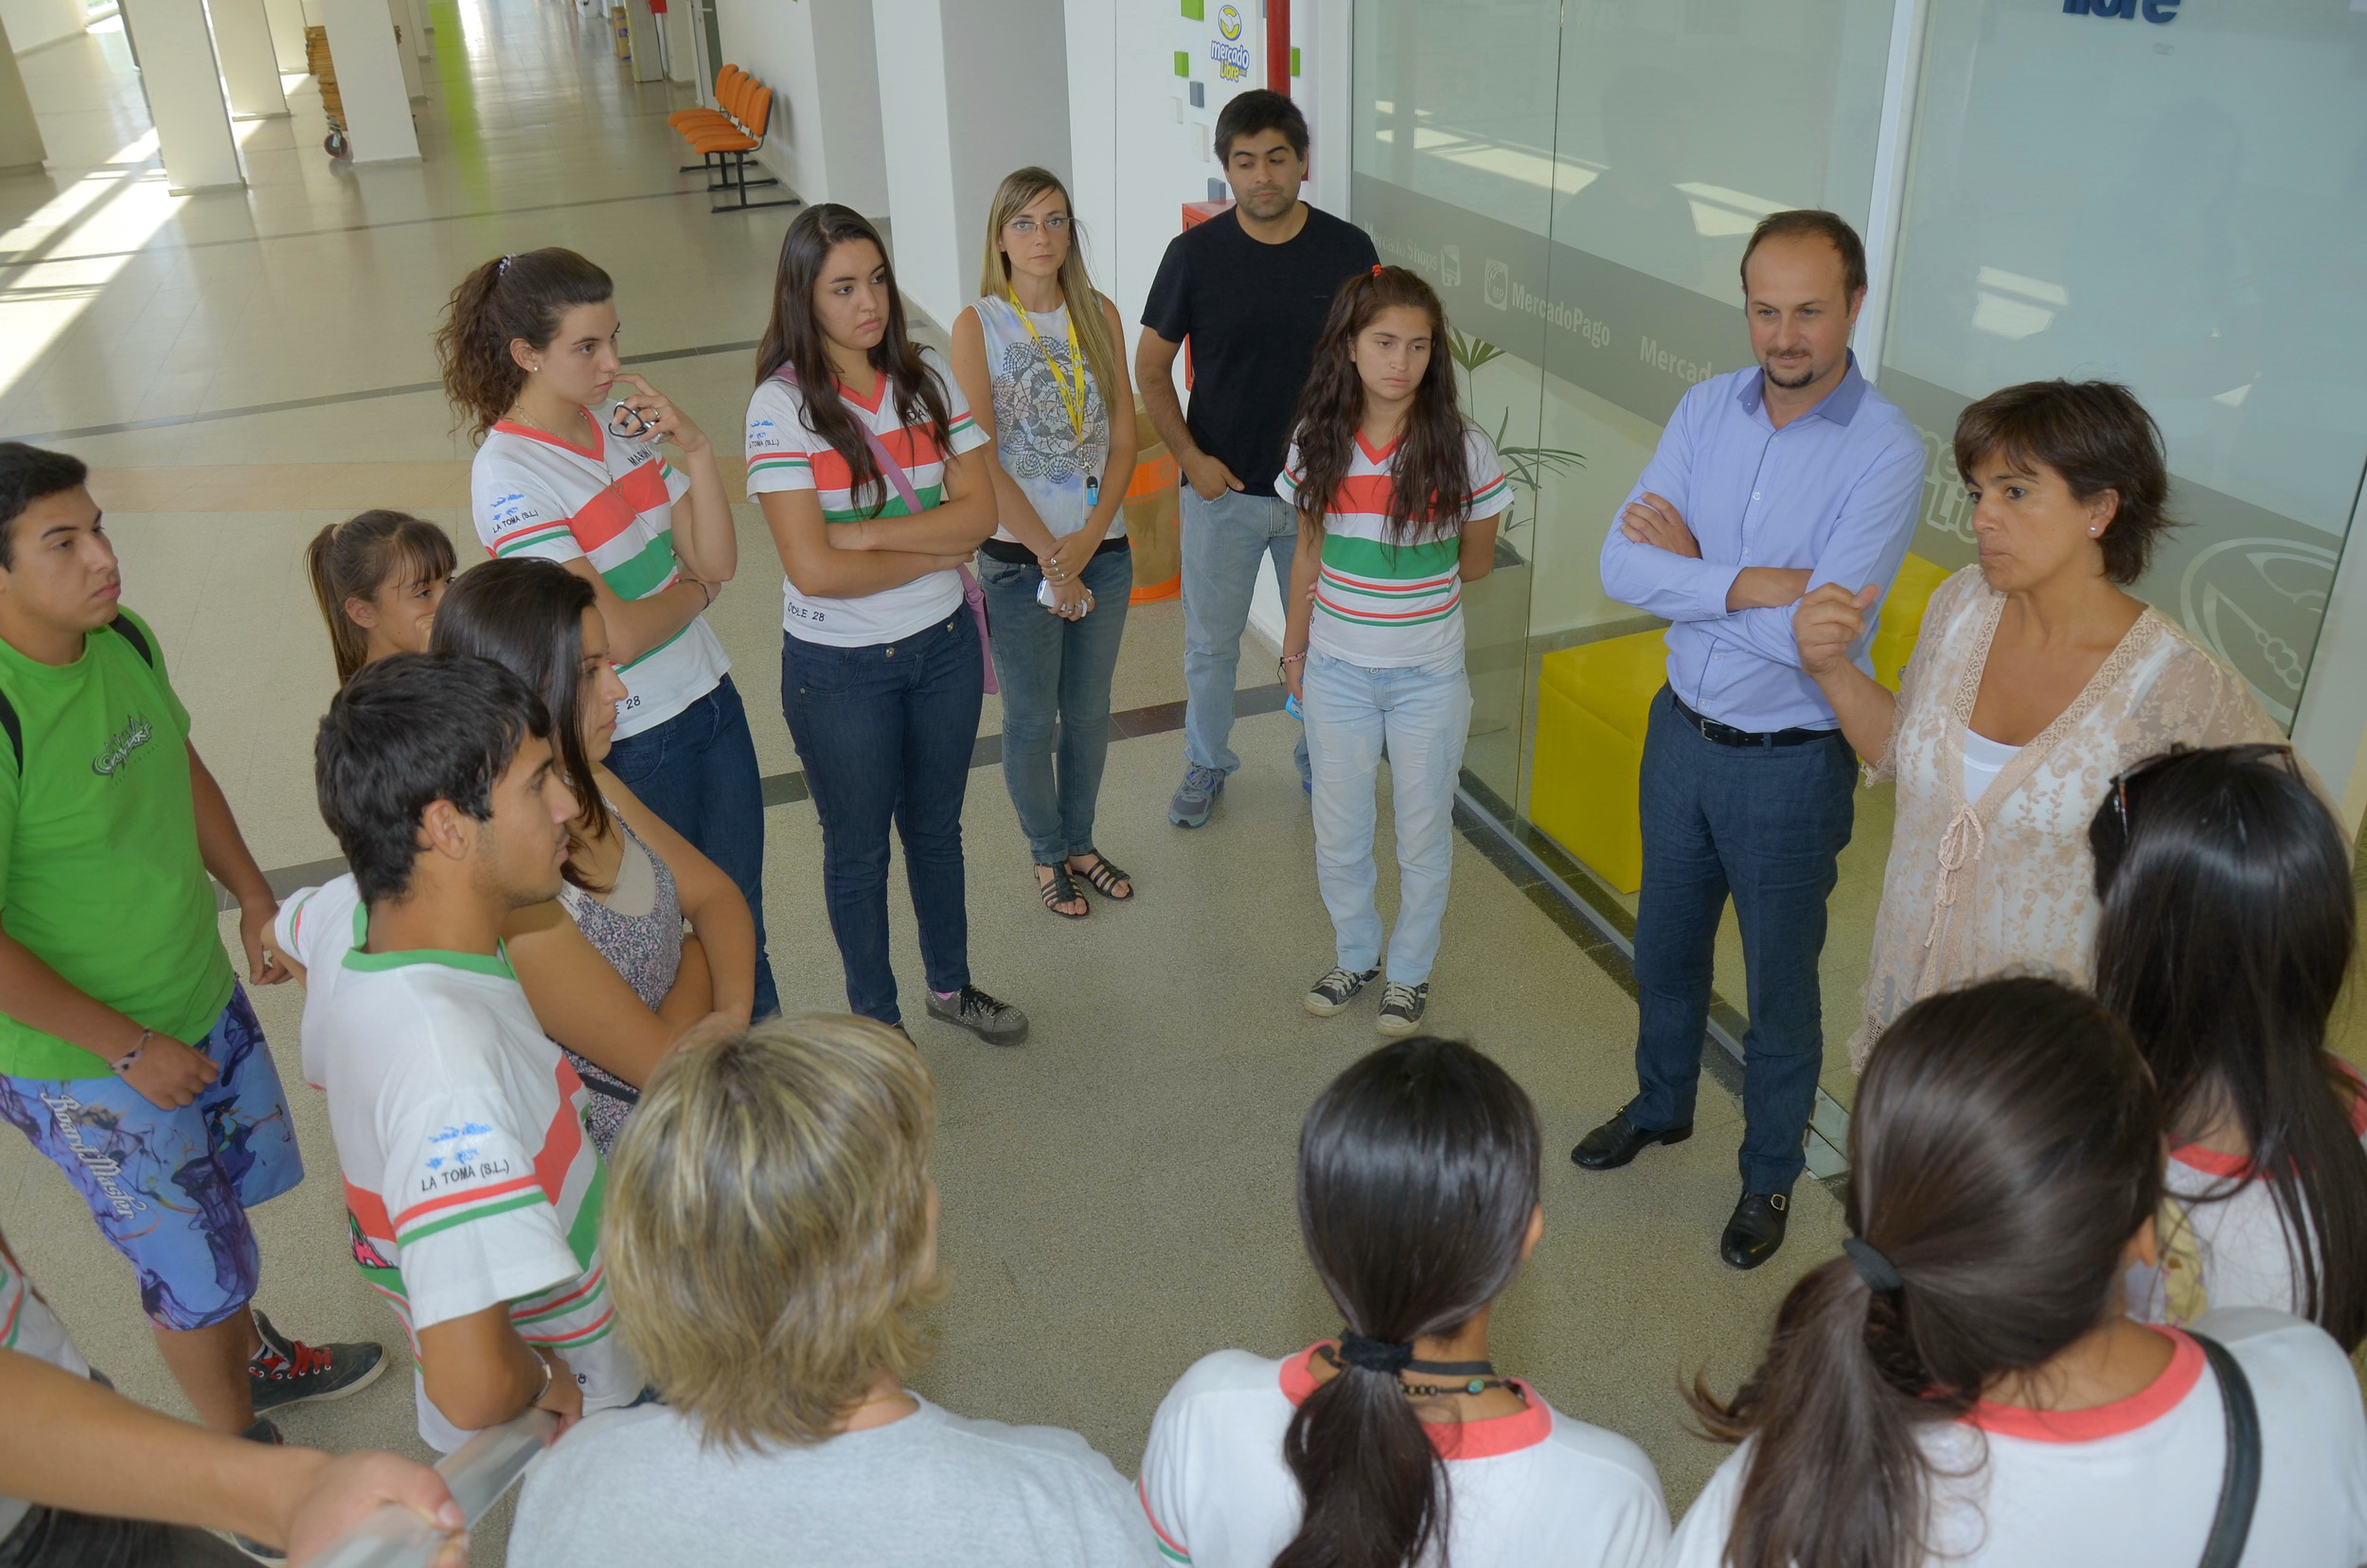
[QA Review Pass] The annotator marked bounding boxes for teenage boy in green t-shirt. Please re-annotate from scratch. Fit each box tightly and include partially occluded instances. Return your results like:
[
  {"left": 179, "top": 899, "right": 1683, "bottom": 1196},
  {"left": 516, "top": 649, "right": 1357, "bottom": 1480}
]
[{"left": 0, "top": 443, "right": 382, "bottom": 1445}]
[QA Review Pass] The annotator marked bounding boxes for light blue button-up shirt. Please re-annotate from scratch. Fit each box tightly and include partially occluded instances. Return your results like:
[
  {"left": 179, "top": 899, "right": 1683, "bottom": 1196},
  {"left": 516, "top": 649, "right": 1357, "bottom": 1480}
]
[{"left": 1598, "top": 353, "right": 1927, "bottom": 733}]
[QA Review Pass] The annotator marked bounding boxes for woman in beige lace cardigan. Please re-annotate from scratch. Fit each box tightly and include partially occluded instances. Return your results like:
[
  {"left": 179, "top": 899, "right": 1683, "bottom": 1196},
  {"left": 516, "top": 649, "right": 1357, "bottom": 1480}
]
[{"left": 1793, "top": 380, "right": 2278, "bottom": 1068}]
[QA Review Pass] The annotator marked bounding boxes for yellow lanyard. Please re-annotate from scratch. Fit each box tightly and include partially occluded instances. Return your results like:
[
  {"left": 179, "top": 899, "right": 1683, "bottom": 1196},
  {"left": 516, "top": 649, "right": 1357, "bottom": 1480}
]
[{"left": 1009, "top": 293, "right": 1091, "bottom": 449}]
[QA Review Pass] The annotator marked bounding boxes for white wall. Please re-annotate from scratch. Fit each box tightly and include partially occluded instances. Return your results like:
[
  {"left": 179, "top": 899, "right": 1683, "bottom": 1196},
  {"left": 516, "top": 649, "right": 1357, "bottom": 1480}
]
[
  {"left": 872, "top": 0, "right": 1068, "bottom": 330},
  {"left": 712, "top": 0, "right": 886, "bottom": 213},
  {"left": 1, "top": 0, "right": 82, "bottom": 52}
]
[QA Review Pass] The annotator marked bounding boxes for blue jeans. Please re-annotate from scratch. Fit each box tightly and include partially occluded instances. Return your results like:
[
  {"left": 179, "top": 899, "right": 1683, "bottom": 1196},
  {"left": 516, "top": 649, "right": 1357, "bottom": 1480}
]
[
  {"left": 780, "top": 613, "right": 983, "bottom": 1025},
  {"left": 1303, "top": 650, "right": 1471, "bottom": 985},
  {"left": 1181, "top": 487, "right": 1308, "bottom": 783},
  {"left": 977, "top": 545, "right": 1133, "bottom": 864},
  {"left": 1627, "top": 686, "right": 1856, "bottom": 1197},
  {"left": 603, "top": 675, "right": 778, "bottom": 1021}
]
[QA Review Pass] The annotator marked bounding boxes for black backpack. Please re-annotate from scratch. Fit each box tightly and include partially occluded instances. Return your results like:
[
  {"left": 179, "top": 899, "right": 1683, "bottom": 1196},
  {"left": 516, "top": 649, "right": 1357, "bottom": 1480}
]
[{"left": 0, "top": 615, "right": 155, "bottom": 775}]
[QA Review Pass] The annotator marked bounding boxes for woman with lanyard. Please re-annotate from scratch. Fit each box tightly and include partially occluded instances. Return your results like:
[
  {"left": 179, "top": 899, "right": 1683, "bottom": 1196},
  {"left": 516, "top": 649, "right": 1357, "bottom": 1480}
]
[{"left": 951, "top": 168, "right": 1140, "bottom": 920}]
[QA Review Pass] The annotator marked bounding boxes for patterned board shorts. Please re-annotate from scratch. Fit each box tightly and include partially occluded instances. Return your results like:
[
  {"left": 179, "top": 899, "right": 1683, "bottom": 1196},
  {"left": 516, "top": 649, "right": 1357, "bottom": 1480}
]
[{"left": 0, "top": 988, "right": 303, "bottom": 1330}]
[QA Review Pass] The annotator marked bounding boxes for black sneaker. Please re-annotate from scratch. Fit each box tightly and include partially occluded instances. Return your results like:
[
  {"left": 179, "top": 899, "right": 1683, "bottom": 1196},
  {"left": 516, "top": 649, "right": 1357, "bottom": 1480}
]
[
  {"left": 924, "top": 985, "right": 1030, "bottom": 1045},
  {"left": 1304, "top": 966, "right": 1380, "bottom": 1017},
  {"left": 1376, "top": 981, "right": 1429, "bottom": 1036},
  {"left": 247, "top": 1310, "right": 386, "bottom": 1414}
]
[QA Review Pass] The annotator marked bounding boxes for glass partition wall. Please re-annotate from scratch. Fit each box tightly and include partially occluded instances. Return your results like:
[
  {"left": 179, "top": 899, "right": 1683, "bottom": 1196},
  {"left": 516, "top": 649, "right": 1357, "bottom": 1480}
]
[{"left": 1348, "top": 0, "right": 2367, "bottom": 1148}]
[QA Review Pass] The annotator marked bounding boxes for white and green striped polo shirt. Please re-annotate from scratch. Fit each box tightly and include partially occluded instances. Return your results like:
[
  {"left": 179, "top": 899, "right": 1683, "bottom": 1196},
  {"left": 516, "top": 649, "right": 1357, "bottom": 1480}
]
[
  {"left": 744, "top": 345, "right": 989, "bottom": 647},
  {"left": 472, "top": 401, "right": 730, "bottom": 739},
  {"left": 1274, "top": 425, "right": 1512, "bottom": 668},
  {"left": 320, "top": 933, "right": 641, "bottom": 1452}
]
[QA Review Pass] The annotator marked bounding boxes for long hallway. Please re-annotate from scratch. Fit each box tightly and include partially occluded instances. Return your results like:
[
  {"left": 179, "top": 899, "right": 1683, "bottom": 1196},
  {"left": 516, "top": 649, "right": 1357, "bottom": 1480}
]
[{"left": 0, "top": 3, "right": 1847, "bottom": 1559}]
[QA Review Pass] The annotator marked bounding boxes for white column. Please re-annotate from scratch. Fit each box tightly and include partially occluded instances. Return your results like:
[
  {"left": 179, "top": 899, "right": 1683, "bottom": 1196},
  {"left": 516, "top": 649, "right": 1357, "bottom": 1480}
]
[
  {"left": 624, "top": 0, "right": 662, "bottom": 81},
  {"left": 2291, "top": 484, "right": 2367, "bottom": 839},
  {"left": 0, "top": 15, "right": 47, "bottom": 173},
  {"left": 260, "top": 0, "right": 307, "bottom": 71},
  {"left": 319, "top": 0, "right": 418, "bottom": 159},
  {"left": 873, "top": 0, "right": 1068, "bottom": 330},
  {"left": 1063, "top": 0, "right": 1206, "bottom": 330},
  {"left": 662, "top": 0, "right": 694, "bottom": 84},
  {"left": 385, "top": 0, "right": 424, "bottom": 98},
  {"left": 208, "top": 0, "right": 290, "bottom": 117},
  {"left": 120, "top": 0, "right": 244, "bottom": 189}
]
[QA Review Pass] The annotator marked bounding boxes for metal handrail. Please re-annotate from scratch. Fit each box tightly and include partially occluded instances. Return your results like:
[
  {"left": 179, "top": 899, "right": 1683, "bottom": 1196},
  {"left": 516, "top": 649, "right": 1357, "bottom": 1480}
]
[{"left": 305, "top": 1410, "right": 559, "bottom": 1568}]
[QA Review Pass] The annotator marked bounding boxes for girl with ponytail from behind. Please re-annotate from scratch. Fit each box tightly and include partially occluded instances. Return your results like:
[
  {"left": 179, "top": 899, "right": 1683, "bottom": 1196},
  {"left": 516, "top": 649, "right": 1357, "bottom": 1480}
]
[
  {"left": 1668, "top": 975, "right": 2367, "bottom": 1568},
  {"left": 1137, "top": 1036, "right": 1669, "bottom": 1568}
]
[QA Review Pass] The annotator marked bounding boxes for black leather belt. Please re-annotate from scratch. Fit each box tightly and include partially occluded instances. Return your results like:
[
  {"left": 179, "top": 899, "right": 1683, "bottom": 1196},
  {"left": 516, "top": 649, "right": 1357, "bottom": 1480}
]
[{"left": 1669, "top": 691, "right": 1839, "bottom": 749}]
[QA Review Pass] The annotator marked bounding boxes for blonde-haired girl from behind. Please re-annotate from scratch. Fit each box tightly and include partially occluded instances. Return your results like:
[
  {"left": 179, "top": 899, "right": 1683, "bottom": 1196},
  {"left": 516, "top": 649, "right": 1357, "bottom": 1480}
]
[{"left": 507, "top": 1015, "right": 1160, "bottom": 1568}]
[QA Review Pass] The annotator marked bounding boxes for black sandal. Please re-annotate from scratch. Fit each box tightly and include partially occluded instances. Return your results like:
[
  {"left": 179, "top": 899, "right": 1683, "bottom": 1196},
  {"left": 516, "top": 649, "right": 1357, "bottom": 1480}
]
[
  {"left": 1068, "top": 852, "right": 1134, "bottom": 901},
  {"left": 1037, "top": 863, "right": 1090, "bottom": 919}
]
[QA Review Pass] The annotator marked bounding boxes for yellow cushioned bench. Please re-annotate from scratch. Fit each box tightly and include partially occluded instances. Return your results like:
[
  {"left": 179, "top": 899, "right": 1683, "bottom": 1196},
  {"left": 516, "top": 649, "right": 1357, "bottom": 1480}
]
[{"left": 1528, "top": 552, "right": 1953, "bottom": 895}]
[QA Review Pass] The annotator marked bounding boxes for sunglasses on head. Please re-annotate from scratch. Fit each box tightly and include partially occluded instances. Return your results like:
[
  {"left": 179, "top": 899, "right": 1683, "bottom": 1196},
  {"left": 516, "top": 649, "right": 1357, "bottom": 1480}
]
[{"left": 2107, "top": 741, "right": 2298, "bottom": 842}]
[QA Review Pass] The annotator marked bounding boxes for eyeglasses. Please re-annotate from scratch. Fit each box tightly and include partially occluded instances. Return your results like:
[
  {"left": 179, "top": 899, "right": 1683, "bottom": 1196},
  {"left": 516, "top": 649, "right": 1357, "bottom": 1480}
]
[
  {"left": 1006, "top": 214, "right": 1071, "bottom": 237},
  {"left": 2107, "top": 741, "right": 2297, "bottom": 841}
]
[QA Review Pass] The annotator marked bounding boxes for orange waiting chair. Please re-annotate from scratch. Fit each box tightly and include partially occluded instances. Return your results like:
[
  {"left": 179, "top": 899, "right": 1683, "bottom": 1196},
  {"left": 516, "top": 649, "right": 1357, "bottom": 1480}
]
[
  {"left": 687, "top": 82, "right": 796, "bottom": 213},
  {"left": 669, "top": 66, "right": 741, "bottom": 130},
  {"left": 673, "top": 68, "right": 750, "bottom": 173}
]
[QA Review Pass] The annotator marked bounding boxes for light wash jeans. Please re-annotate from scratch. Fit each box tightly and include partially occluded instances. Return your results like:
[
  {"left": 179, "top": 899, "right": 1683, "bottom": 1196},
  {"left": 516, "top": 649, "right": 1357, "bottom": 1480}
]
[
  {"left": 1302, "top": 649, "right": 1472, "bottom": 986},
  {"left": 1182, "top": 487, "right": 1309, "bottom": 783}
]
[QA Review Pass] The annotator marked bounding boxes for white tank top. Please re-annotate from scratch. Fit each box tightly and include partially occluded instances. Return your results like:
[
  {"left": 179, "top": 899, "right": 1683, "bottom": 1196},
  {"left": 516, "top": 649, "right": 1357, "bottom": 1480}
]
[{"left": 971, "top": 294, "right": 1120, "bottom": 543}]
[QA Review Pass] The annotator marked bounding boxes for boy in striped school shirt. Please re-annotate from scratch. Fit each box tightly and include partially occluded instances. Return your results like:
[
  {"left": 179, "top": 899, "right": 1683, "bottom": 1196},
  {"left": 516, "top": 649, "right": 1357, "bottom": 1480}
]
[{"left": 311, "top": 652, "right": 642, "bottom": 1452}]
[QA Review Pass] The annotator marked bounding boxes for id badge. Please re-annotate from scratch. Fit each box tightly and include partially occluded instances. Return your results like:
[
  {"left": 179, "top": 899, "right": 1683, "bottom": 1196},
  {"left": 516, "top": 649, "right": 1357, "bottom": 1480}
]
[{"left": 1084, "top": 473, "right": 1100, "bottom": 508}]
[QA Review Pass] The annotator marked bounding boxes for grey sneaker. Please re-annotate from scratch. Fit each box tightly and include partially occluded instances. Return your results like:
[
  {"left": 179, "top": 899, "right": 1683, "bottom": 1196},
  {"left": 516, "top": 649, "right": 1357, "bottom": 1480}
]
[
  {"left": 925, "top": 985, "right": 1030, "bottom": 1045},
  {"left": 246, "top": 1310, "right": 385, "bottom": 1413},
  {"left": 1168, "top": 764, "right": 1227, "bottom": 828},
  {"left": 1377, "top": 982, "right": 1429, "bottom": 1036},
  {"left": 1304, "top": 966, "right": 1380, "bottom": 1017}
]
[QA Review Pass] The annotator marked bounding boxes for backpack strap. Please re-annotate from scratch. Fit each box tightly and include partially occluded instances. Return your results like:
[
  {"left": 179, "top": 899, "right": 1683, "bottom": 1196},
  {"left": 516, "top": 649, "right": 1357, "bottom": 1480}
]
[
  {"left": 107, "top": 614, "right": 155, "bottom": 667},
  {"left": 0, "top": 616, "right": 159, "bottom": 776},
  {"left": 2192, "top": 1331, "right": 2261, "bottom": 1568}
]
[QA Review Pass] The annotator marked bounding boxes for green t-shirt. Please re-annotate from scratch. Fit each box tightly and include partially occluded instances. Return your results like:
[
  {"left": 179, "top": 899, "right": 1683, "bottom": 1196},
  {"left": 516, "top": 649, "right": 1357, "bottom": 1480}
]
[{"left": 0, "top": 607, "right": 234, "bottom": 1078}]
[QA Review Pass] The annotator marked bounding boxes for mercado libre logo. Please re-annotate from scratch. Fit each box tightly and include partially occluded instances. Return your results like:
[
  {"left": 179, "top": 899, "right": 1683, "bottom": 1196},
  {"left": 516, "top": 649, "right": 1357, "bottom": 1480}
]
[{"left": 1210, "top": 4, "right": 1251, "bottom": 80}]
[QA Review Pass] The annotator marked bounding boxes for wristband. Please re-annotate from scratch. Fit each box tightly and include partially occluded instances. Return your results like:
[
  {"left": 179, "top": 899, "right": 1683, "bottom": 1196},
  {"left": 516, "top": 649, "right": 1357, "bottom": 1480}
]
[
  {"left": 110, "top": 1028, "right": 151, "bottom": 1078},
  {"left": 1277, "top": 651, "right": 1308, "bottom": 667}
]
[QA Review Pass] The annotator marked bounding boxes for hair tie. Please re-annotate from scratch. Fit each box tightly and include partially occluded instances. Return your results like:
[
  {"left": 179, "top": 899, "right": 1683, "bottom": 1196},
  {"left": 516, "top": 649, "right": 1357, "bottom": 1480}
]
[
  {"left": 1371, "top": 263, "right": 1384, "bottom": 277},
  {"left": 1842, "top": 1238, "right": 1904, "bottom": 1293},
  {"left": 497, "top": 255, "right": 514, "bottom": 276},
  {"left": 1337, "top": 1332, "right": 1415, "bottom": 1376}
]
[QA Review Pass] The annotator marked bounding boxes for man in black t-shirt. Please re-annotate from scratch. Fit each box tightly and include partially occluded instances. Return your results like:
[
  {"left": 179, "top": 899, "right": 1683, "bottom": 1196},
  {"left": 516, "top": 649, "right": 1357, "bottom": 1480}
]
[{"left": 1138, "top": 89, "right": 1378, "bottom": 829}]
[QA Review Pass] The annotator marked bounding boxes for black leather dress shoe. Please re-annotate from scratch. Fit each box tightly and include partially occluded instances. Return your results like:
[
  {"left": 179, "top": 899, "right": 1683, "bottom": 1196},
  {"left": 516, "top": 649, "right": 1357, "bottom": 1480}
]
[
  {"left": 1719, "top": 1191, "right": 1789, "bottom": 1270},
  {"left": 1569, "top": 1111, "right": 1694, "bottom": 1171}
]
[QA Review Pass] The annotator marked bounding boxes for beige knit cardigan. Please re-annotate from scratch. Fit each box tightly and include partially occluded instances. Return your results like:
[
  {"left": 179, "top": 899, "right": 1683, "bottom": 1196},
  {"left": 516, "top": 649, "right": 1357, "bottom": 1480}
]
[{"left": 1849, "top": 565, "right": 2282, "bottom": 1069}]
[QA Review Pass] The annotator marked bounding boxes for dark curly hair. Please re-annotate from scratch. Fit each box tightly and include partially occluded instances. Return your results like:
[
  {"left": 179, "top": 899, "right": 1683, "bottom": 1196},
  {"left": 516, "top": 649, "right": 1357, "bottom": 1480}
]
[{"left": 1953, "top": 380, "right": 2176, "bottom": 585}]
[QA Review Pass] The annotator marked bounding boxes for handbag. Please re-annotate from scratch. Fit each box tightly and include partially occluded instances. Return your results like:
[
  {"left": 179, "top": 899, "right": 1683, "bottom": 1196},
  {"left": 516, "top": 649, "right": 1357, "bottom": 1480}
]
[
  {"left": 767, "top": 365, "right": 997, "bottom": 695},
  {"left": 2191, "top": 1332, "right": 2261, "bottom": 1568}
]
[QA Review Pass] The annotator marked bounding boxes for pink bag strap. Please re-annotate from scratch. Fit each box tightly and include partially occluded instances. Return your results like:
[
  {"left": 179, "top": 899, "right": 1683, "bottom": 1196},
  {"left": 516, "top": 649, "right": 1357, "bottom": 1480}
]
[{"left": 768, "top": 364, "right": 923, "bottom": 514}]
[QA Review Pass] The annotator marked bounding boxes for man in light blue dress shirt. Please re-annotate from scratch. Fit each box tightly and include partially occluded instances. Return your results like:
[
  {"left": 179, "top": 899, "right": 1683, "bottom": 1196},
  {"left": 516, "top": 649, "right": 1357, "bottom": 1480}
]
[{"left": 1573, "top": 212, "right": 1926, "bottom": 1270}]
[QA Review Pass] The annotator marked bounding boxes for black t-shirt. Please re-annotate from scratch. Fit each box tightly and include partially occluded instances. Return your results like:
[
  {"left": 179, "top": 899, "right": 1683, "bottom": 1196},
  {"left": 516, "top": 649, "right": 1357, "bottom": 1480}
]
[{"left": 1140, "top": 204, "right": 1379, "bottom": 497}]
